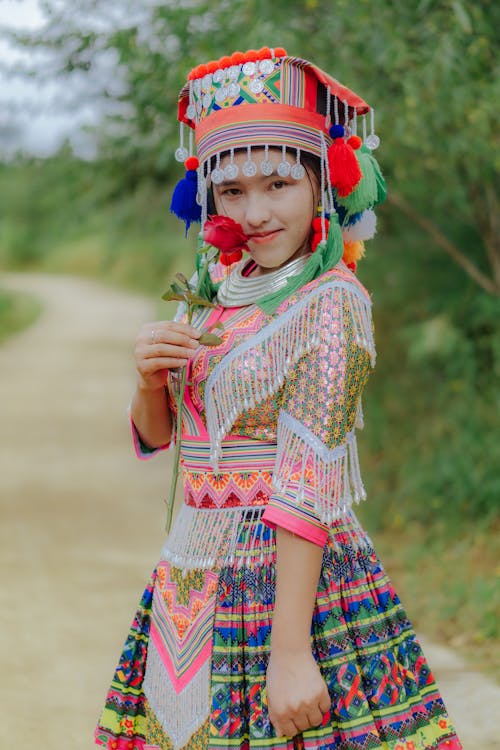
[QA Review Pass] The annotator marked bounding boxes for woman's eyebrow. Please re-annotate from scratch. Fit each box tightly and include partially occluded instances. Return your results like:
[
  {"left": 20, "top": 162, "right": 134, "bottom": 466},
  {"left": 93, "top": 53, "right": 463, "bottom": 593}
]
[{"left": 218, "top": 171, "right": 283, "bottom": 188}]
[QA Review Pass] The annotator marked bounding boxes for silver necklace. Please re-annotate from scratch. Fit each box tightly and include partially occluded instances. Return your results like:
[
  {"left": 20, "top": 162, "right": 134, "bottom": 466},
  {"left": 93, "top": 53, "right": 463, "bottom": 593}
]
[{"left": 217, "top": 254, "right": 310, "bottom": 307}]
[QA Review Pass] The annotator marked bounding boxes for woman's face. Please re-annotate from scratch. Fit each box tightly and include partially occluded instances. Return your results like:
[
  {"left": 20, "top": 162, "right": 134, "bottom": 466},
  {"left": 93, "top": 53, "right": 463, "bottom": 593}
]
[{"left": 212, "top": 148, "right": 319, "bottom": 273}]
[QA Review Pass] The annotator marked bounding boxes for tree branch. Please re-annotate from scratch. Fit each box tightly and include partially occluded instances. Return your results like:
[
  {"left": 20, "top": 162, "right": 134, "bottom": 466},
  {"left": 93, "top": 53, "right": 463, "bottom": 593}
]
[{"left": 387, "top": 192, "right": 498, "bottom": 296}]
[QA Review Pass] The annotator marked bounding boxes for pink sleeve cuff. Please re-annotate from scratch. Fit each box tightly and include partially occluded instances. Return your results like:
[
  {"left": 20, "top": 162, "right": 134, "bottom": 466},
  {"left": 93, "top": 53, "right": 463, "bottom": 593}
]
[
  {"left": 129, "top": 413, "right": 171, "bottom": 460},
  {"left": 262, "top": 497, "right": 328, "bottom": 547}
]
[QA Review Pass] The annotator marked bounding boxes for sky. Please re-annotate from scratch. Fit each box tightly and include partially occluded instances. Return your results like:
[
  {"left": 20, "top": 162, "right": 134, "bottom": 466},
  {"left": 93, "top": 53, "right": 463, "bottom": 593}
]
[{"left": 0, "top": 0, "right": 101, "bottom": 157}]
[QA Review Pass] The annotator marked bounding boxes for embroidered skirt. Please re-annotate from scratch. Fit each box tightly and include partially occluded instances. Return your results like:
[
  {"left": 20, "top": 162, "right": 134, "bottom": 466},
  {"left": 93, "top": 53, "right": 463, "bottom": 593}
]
[{"left": 94, "top": 510, "right": 461, "bottom": 750}]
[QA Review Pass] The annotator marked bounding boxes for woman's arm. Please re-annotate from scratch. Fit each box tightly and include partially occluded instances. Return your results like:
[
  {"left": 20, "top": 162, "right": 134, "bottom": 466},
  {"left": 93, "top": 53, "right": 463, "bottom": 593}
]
[
  {"left": 131, "top": 320, "right": 200, "bottom": 448},
  {"left": 266, "top": 527, "right": 331, "bottom": 738}
]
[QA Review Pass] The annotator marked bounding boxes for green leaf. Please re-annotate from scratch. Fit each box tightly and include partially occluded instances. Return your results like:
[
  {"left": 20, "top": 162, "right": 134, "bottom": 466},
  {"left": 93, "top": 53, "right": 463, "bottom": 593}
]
[
  {"left": 185, "top": 292, "right": 217, "bottom": 308},
  {"left": 161, "top": 290, "right": 186, "bottom": 302},
  {"left": 175, "top": 272, "right": 190, "bottom": 289},
  {"left": 171, "top": 281, "right": 186, "bottom": 295},
  {"left": 199, "top": 332, "right": 223, "bottom": 346}
]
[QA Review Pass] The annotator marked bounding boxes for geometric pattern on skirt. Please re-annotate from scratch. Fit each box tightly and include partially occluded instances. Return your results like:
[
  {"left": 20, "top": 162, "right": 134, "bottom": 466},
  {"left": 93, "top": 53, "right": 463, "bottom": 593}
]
[{"left": 95, "top": 516, "right": 462, "bottom": 750}]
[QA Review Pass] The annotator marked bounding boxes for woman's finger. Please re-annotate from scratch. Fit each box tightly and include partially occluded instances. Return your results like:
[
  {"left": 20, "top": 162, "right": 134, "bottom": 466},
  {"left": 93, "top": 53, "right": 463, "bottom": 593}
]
[
  {"left": 305, "top": 707, "right": 324, "bottom": 727},
  {"left": 138, "top": 357, "right": 190, "bottom": 377},
  {"left": 142, "top": 343, "right": 195, "bottom": 360}
]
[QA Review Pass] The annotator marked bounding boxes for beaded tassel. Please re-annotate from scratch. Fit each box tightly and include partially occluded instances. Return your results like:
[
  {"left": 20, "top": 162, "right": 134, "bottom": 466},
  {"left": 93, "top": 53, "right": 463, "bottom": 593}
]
[{"left": 272, "top": 412, "right": 367, "bottom": 523}]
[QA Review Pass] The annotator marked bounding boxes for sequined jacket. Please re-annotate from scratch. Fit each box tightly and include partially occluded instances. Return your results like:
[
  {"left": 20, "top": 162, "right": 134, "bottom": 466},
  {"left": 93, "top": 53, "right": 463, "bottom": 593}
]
[{"left": 132, "top": 261, "right": 375, "bottom": 569}]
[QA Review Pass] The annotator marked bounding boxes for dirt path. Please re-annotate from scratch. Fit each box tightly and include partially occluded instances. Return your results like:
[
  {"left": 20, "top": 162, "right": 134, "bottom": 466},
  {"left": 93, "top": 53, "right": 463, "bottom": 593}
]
[{"left": 0, "top": 272, "right": 498, "bottom": 750}]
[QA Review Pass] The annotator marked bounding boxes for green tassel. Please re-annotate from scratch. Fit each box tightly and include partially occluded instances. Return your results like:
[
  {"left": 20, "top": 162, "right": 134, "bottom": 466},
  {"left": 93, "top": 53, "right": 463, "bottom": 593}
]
[
  {"left": 370, "top": 148, "right": 387, "bottom": 205},
  {"left": 257, "top": 214, "right": 344, "bottom": 315},
  {"left": 337, "top": 146, "right": 386, "bottom": 219}
]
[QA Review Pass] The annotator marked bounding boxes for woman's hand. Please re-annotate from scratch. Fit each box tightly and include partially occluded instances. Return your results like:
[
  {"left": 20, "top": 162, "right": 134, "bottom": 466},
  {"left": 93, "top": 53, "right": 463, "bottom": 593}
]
[
  {"left": 266, "top": 649, "right": 331, "bottom": 738},
  {"left": 134, "top": 321, "right": 201, "bottom": 392}
]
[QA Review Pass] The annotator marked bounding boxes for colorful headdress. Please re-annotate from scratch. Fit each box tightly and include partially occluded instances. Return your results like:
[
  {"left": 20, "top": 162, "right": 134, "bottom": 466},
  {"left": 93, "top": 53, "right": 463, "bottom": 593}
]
[{"left": 170, "top": 47, "right": 385, "bottom": 275}]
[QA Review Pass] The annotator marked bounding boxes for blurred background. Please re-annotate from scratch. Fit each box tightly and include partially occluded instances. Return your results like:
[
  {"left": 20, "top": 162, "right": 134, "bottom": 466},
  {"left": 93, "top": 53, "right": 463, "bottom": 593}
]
[{"left": 0, "top": 1, "right": 498, "bottom": 748}]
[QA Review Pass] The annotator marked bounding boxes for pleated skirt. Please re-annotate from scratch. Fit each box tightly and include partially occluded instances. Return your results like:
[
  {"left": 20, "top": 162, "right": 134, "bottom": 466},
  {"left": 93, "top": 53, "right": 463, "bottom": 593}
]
[{"left": 95, "top": 515, "right": 462, "bottom": 750}]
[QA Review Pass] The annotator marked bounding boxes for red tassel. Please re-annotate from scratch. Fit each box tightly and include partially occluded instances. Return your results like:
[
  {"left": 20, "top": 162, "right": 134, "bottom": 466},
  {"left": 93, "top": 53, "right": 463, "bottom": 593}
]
[{"left": 328, "top": 137, "right": 362, "bottom": 197}]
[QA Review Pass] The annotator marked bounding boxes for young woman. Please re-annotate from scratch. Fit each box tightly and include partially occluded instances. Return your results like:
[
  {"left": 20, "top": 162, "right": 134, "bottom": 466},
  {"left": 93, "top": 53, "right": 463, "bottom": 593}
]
[{"left": 95, "top": 48, "right": 462, "bottom": 750}]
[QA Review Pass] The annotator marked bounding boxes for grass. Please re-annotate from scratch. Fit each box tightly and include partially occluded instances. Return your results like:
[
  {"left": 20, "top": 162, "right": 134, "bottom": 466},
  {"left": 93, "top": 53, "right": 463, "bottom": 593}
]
[{"left": 0, "top": 288, "right": 42, "bottom": 344}]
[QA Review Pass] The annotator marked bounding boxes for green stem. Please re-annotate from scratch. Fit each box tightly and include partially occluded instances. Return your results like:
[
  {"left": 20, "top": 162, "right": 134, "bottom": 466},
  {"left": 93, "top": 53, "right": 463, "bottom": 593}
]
[{"left": 164, "top": 256, "right": 213, "bottom": 533}]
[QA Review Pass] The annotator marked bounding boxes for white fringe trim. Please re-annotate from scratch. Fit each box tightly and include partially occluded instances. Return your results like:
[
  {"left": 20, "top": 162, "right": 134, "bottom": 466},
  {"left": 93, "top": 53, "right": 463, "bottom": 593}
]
[
  {"left": 355, "top": 398, "right": 364, "bottom": 430},
  {"left": 144, "top": 638, "right": 210, "bottom": 750},
  {"left": 205, "top": 279, "right": 375, "bottom": 466},
  {"left": 341, "top": 209, "right": 377, "bottom": 241},
  {"left": 160, "top": 504, "right": 269, "bottom": 571},
  {"left": 272, "top": 411, "right": 366, "bottom": 525}
]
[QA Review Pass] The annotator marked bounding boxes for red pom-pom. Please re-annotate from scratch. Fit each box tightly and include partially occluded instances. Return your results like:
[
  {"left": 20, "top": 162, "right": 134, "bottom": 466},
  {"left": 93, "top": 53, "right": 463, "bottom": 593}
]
[
  {"left": 184, "top": 156, "right": 199, "bottom": 171},
  {"left": 311, "top": 217, "right": 323, "bottom": 232},
  {"left": 231, "top": 51, "right": 245, "bottom": 64},
  {"left": 244, "top": 49, "right": 259, "bottom": 62},
  {"left": 348, "top": 135, "right": 362, "bottom": 150},
  {"left": 187, "top": 69, "right": 196, "bottom": 81},
  {"left": 274, "top": 47, "right": 287, "bottom": 57},
  {"left": 257, "top": 47, "right": 271, "bottom": 59},
  {"left": 219, "top": 56, "right": 232, "bottom": 69},
  {"left": 347, "top": 261, "right": 357, "bottom": 273},
  {"left": 206, "top": 61, "right": 218, "bottom": 73},
  {"left": 311, "top": 233, "right": 322, "bottom": 252},
  {"left": 328, "top": 138, "right": 362, "bottom": 197}
]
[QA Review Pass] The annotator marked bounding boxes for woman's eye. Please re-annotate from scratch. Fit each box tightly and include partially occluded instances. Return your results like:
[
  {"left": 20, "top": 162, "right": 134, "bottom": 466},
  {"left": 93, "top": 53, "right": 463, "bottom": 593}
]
[
  {"left": 271, "top": 180, "right": 287, "bottom": 190},
  {"left": 221, "top": 188, "right": 241, "bottom": 196}
]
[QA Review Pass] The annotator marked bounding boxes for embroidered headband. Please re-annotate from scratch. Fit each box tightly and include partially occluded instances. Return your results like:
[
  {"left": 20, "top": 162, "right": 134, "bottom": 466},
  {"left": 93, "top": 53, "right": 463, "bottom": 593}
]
[{"left": 170, "top": 47, "right": 386, "bottom": 270}]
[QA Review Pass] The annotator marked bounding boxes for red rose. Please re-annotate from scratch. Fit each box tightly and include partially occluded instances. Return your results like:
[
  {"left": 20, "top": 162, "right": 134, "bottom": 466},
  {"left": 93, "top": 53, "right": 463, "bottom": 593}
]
[{"left": 203, "top": 215, "right": 249, "bottom": 255}]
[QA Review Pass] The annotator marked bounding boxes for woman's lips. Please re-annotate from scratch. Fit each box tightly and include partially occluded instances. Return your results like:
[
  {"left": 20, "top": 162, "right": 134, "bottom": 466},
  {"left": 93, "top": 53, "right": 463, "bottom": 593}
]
[{"left": 248, "top": 230, "right": 282, "bottom": 245}]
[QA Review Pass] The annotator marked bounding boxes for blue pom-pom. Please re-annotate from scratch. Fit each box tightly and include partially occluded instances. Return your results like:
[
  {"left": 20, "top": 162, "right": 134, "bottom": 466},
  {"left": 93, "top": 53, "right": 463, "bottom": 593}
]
[
  {"left": 170, "top": 170, "right": 201, "bottom": 235},
  {"left": 329, "top": 124, "right": 345, "bottom": 139}
]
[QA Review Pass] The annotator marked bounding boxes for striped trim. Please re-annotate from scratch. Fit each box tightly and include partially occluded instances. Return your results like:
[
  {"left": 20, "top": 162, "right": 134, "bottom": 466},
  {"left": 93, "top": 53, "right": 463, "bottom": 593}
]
[
  {"left": 281, "top": 57, "right": 306, "bottom": 108},
  {"left": 196, "top": 103, "right": 329, "bottom": 162},
  {"left": 181, "top": 436, "right": 276, "bottom": 471}
]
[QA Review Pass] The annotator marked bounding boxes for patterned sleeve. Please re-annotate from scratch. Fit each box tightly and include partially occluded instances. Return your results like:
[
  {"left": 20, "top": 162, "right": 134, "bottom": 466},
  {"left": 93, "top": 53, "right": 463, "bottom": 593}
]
[{"left": 262, "top": 282, "right": 374, "bottom": 546}]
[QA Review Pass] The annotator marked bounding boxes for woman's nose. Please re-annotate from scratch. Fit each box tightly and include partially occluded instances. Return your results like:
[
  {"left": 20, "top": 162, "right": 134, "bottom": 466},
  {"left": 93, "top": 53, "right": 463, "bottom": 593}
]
[{"left": 245, "top": 192, "right": 271, "bottom": 228}]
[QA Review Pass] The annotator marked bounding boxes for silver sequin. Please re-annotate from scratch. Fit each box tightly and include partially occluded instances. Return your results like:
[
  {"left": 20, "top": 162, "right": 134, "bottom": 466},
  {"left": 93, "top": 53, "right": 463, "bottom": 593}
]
[
  {"left": 260, "top": 160, "right": 274, "bottom": 176},
  {"left": 186, "top": 104, "right": 196, "bottom": 120},
  {"left": 277, "top": 161, "right": 291, "bottom": 177},
  {"left": 249, "top": 78, "right": 264, "bottom": 94},
  {"left": 215, "top": 86, "right": 228, "bottom": 103},
  {"left": 211, "top": 168, "right": 225, "bottom": 185},
  {"left": 203, "top": 92, "right": 212, "bottom": 109},
  {"left": 227, "top": 82, "right": 240, "bottom": 99},
  {"left": 365, "top": 134, "right": 380, "bottom": 150},
  {"left": 259, "top": 59, "right": 274, "bottom": 75},
  {"left": 242, "top": 61, "right": 257, "bottom": 76},
  {"left": 213, "top": 68, "right": 225, "bottom": 84},
  {"left": 291, "top": 163, "right": 306, "bottom": 180},
  {"left": 228, "top": 65, "right": 240, "bottom": 80},
  {"left": 224, "top": 163, "right": 239, "bottom": 180},
  {"left": 194, "top": 80, "right": 202, "bottom": 96},
  {"left": 242, "top": 160, "right": 257, "bottom": 177},
  {"left": 202, "top": 74, "right": 213, "bottom": 89},
  {"left": 175, "top": 147, "right": 189, "bottom": 162}
]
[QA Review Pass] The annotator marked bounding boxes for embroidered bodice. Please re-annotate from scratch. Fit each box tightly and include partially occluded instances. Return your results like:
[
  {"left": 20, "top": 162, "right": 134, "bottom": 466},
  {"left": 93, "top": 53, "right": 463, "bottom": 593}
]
[{"left": 135, "top": 261, "right": 375, "bottom": 568}]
